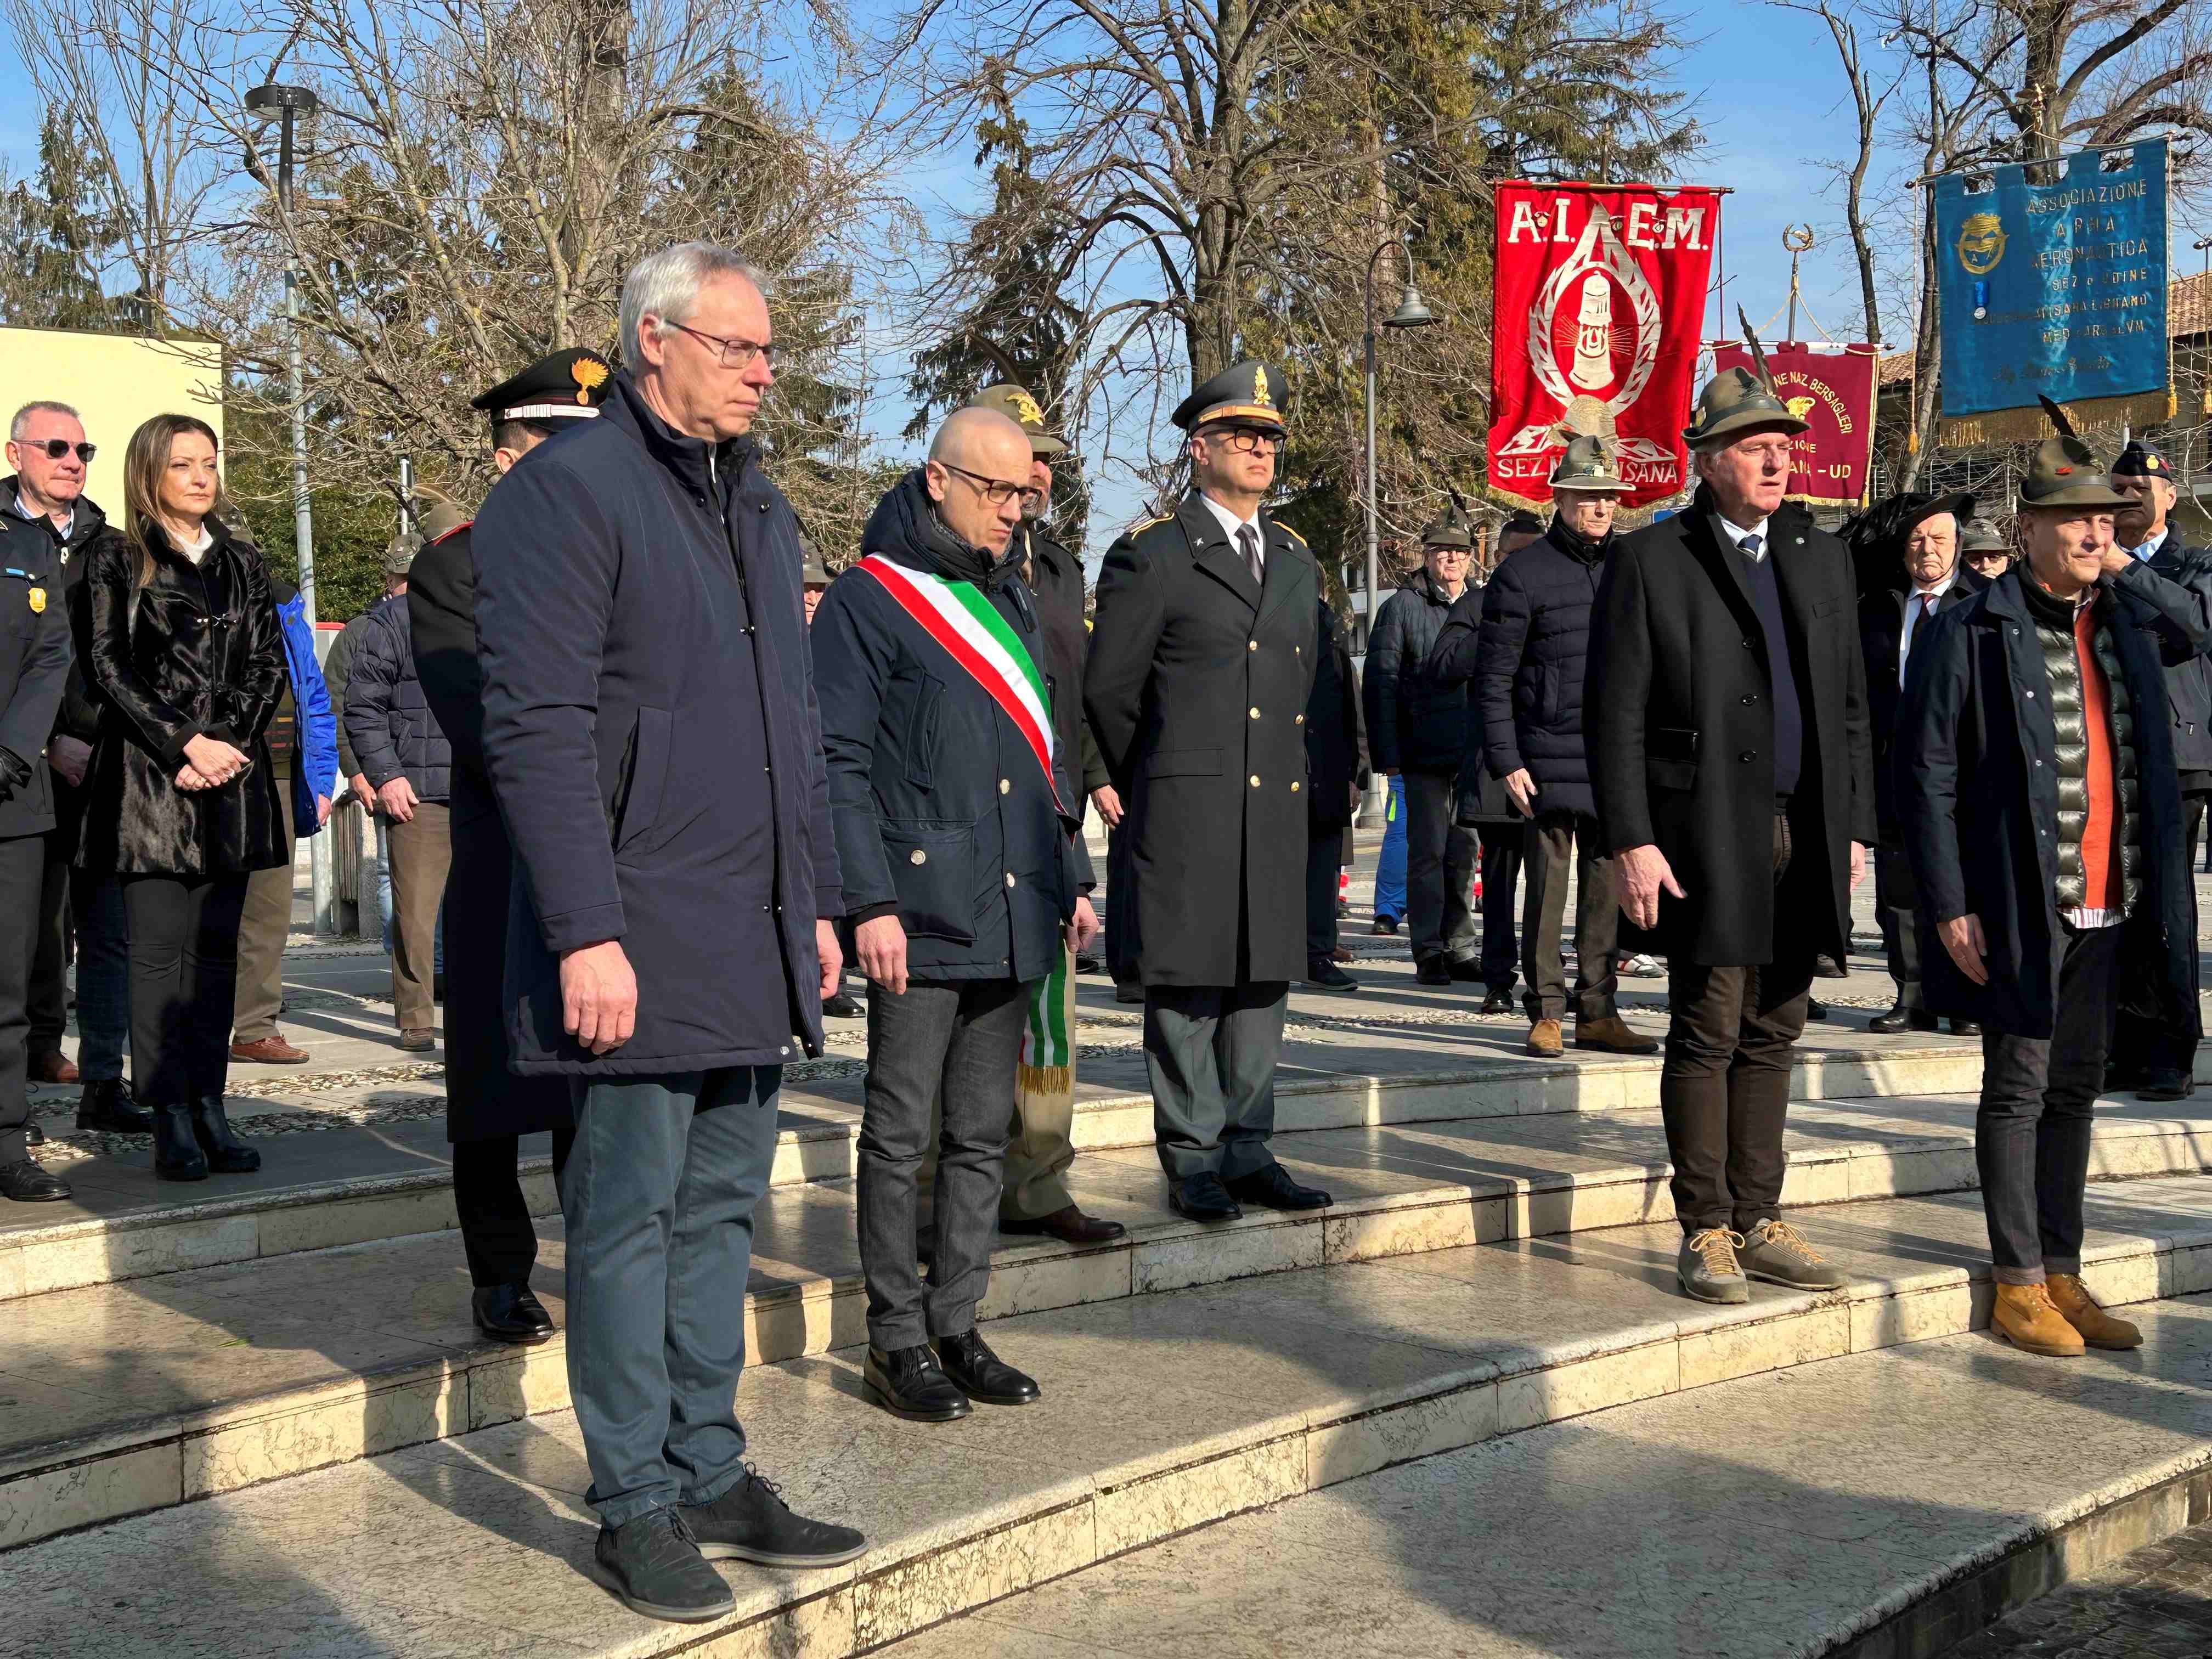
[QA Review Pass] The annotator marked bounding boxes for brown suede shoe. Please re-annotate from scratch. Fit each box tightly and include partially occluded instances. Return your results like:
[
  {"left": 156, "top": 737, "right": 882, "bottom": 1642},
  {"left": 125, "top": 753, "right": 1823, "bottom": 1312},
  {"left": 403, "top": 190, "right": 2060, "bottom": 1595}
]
[
  {"left": 397, "top": 1028, "right": 438, "bottom": 1052},
  {"left": 29, "top": 1051, "right": 78, "bottom": 1086},
  {"left": 1574, "top": 1015, "right": 1659, "bottom": 1055},
  {"left": 230, "top": 1034, "right": 311, "bottom": 1065},
  {"left": 1991, "top": 1282, "right": 2085, "bottom": 1357},
  {"left": 1526, "top": 1018, "right": 1564, "bottom": 1058},
  {"left": 2045, "top": 1272, "right": 2143, "bottom": 1350}
]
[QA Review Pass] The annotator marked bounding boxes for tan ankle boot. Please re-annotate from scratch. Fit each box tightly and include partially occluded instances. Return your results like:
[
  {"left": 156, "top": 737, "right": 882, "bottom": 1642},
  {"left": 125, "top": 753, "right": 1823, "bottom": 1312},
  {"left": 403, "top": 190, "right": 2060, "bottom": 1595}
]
[
  {"left": 2045, "top": 1273, "right": 2143, "bottom": 1350},
  {"left": 1573, "top": 1015, "right": 1658, "bottom": 1054},
  {"left": 1526, "top": 1018, "right": 1564, "bottom": 1058},
  {"left": 1991, "top": 1282, "right": 2085, "bottom": 1357}
]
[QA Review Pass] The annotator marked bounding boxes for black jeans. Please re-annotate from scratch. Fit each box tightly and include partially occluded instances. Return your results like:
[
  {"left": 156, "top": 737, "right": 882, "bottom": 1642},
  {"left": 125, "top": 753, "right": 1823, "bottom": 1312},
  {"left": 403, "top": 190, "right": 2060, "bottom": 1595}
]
[
  {"left": 1402, "top": 769, "right": 1479, "bottom": 963},
  {"left": 454, "top": 1128, "right": 576, "bottom": 1288},
  {"left": 1874, "top": 847, "right": 1922, "bottom": 1006},
  {"left": 1305, "top": 826, "right": 1341, "bottom": 963},
  {"left": 0, "top": 834, "right": 41, "bottom": 1163},
  {"left": 1520, "top": 811, "right": 1620, "bottom": 1023},
  {"left": 1478, "top": 827, "right": 1524, "bottom": 992},
  {"left": 856, "top": 977, "right": 1029, "bottom": 1352},
  {"left": 121, "top": 873, "right": 249, "bottom": 1109},
  {"left": 1977, "top": 922, "right": 2120, "bottom": 1285},
  {"left": 1659, "top": 812, "right": 1813, "bottom": 1235}
]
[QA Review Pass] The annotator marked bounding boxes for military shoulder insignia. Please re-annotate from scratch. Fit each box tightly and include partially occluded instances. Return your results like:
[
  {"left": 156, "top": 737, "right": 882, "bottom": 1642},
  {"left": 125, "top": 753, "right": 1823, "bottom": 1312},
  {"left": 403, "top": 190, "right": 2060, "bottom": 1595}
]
[
  {"left": 1274, "top": 521, "right": 1308, "bottom": 546},
  {"left": 27, "top": 586, "right": 45, "bottom": 613},
  {"left": 1127, "top": 514, "right": 1173, "bottom": 536}
]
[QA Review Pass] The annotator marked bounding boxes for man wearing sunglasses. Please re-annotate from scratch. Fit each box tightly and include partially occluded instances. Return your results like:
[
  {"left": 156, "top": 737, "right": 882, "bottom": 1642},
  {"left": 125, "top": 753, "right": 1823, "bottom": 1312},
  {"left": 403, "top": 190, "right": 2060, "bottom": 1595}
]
[
  {"left": 1086, "top": 359, "right": 1332, "bottom": 1223},
  {"left": 2, "top": 403, "right": 146, "bottom": 1141}
]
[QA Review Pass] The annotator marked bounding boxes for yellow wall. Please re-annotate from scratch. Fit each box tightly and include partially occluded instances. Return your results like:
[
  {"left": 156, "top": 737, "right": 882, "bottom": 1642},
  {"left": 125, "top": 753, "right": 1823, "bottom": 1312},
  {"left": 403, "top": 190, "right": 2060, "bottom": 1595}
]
[{"left": 0, "top": 326, "right": 224, "bottom": 504}]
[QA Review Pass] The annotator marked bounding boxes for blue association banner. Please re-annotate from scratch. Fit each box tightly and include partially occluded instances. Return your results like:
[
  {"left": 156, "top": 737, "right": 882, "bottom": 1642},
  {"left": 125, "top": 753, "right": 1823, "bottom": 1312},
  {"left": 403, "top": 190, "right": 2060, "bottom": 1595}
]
[{"left": 1932, "top": 139, "right": 2170, "bottom": 444}]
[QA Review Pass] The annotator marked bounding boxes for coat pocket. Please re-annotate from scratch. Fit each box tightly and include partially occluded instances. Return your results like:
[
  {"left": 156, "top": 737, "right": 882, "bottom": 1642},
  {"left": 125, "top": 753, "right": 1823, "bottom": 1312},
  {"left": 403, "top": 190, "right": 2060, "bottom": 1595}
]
[
  {"left": 1145, "top": 747, "right": 1221, "bottom": 778},
  {"left": 881, "top": 817, "right": 977, "bottom": 943},
  {"left": 611, "top": 706, "right": 673, "bottom": 856},
  {"left": 904, "top": 675, "right": 946, "bottom": 789}
]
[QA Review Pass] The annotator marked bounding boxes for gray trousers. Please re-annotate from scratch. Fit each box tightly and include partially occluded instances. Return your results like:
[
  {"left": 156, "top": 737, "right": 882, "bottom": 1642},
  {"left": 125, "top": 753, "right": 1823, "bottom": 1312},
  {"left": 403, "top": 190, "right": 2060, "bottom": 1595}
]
[
  {"left": 561, "top": 1064, "right": 781, "bottom": 1530},
  {"left": 1402, "top": 768, "right": 1479, "bottom": 963},
  {"left": 1520, "top": 812, "right": 1620, "bottom": 1023},
  {"left": 1146, "top": 981, "right": 1286, "bottom": 1182},
  {"left": 1874, "top": 847, "right": 1922, "bottom": 1007},
  {"left": 857, "top": 977, "right": 1028, "bottom": 1351}
]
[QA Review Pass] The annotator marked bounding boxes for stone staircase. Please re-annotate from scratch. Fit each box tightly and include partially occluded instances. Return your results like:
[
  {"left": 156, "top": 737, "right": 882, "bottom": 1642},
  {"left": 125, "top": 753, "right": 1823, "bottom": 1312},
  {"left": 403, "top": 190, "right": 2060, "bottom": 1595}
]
[{"left": 4, "top": 1036, "right": 2211, "bottom": 1657}]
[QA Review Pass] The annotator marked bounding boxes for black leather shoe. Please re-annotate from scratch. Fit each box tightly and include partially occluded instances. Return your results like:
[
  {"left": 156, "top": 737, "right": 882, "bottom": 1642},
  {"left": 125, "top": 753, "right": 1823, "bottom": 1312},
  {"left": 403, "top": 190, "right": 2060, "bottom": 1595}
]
[
  {"left": 1805, "top": 998, "right": 1829, "bottom": 1022},
  {"left": 1224, "top": 1162, "right": 1333, "bottom": 1211},
  {"left": 472, "top": 1283, "right": 557, "bottom": 1345},
  {"left": 1000, "top": 1205, "right": 1127, "bottom": 1244},
  {"left": 1480, "top": 989, "right": 1516, "bottom": 1015},
  {"left": 152, "top": 1104, "right": 209, "bottom": 1181},
  {"left": 2136, "top": 1066, "right": 2196, "bottom": 1101},
  {"left": 1447, "top": 957, "right": 1486, "bottom": 983},
  {"left": 1949, "top": 1018, "right": 1982, "bottom": 1037},
  {"left": 191, "top": 1096, "right": 261, "bottom": 1174},
  {"left": 1371, "top": 915, "right": 1398, "bottom": 935},
  {"left": 822, "top": 991, "right": 866, "bottom": 1019},
  {"left": 863, "top": 1344, "right": 972, "bottom": 1421},
  {"left": 1867, "top": 1003, "right": 1938, "bottom": 1035},
  {"left": 1415, "top": 955, "right": 1453, "bottom": 986},
  {"left": 686, "top": 1466, "right": 866, "bottom": 1567},
  {"left": 23, "top": 1120, "right": 41, "bottom": 1146},
  {"left": 1074, "top": 952, "right": 1106, "bottom": 975},
  {"left": 0, "top": 1159, "right": 69, "bottom": 1201},
  {"left": 1305, "top": 958, "right": 1358, "bottom": 991},
  {"left": 934, "top": 1329, "right": 1041, "bottom": 1406},
  {"left": 77, "top": 1078, "right": 153, "bottom": 1135},
  {"left": 1169, "top": 1172, "right": 1242, "bottom": 1222},
  {"left": 592, "top": 1510, "right": 732, "bottom": 1624},
  {"left": 1114, "top": 980, "right": 1146, "bottom": 1005}
]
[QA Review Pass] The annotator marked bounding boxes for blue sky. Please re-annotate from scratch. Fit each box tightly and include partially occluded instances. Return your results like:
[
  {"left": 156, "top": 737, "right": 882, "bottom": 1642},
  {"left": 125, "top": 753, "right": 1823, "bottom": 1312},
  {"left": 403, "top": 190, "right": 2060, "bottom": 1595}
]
[{"left": 5, "top": 4, "right": 2204, "bottom": 555}]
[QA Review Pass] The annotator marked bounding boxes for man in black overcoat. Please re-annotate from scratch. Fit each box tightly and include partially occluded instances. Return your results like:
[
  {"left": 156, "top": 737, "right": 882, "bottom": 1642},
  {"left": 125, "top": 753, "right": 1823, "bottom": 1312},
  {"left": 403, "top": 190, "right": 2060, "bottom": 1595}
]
[
  {"left": 1085, "top": 360, "right": 1330, "bottom": 1222},
  {"left": 1848, "top": 490, "right": 1984, "bottom": 1036},
  {"left": 2107, "top": 437, "right": 2212, "bottom": 1099},
  {"left": 407, "top": 347, "right": 606, "bottom": 1346},
  {"left": 1587, "top": 364, "right": 1874, "bottom": 1305},
  {"left": 1898, "top": 434, "right": 2205, "bottom": 1358}
]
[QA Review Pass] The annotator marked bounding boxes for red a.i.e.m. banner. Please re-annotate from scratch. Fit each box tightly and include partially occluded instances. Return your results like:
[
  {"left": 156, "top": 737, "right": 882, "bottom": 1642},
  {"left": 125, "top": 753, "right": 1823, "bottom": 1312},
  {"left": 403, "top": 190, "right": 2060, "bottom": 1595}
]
[{"left": 1487, "top": 182, "right": 1722, "bottom": 509}]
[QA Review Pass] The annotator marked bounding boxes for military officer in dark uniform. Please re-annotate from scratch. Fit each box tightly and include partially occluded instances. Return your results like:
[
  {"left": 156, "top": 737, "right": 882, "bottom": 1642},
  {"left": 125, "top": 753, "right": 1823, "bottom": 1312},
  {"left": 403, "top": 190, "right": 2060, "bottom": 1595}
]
[
  {"left": 407, "top": 346, "right": 609, "bottom": 1342},
  {"left": 0, "top": 536, "right": 74, "bottom": 1199},
  {"left": 2108, "top": 437, "right": 2212, "bottom": 1099},
  {"left": 1085, "top": 360, "right": 1332, "bottom": 1222}
]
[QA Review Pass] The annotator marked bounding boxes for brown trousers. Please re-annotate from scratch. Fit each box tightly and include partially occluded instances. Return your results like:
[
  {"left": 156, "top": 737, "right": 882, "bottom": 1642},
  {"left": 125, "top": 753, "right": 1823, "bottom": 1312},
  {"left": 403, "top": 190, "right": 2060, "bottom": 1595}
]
[
  {"left": 386, "top": 802, "right": 452, "bottom": 1030},
  {"left": 232, "top": 807, "right": 298, "bottom": 1043}
]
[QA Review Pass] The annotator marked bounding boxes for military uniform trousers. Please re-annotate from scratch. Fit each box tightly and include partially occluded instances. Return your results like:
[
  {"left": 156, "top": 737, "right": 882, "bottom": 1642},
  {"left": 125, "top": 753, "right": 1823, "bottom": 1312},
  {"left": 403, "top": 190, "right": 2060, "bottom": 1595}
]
[
  {"left": 1145, "top": 981, "right": 1288, "bottom": 1183},
  {"left": 0, "top": 834, "right": 44, "bottom": 1163}
]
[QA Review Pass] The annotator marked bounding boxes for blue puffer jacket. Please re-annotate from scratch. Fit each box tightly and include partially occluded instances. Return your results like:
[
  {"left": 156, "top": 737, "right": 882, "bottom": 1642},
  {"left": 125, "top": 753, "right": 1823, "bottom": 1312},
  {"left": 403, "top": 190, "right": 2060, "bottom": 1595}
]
[
  {"left": 812, "top": 470, "right": 1080, "bottom": 984},
  {"left": 1465, "top": 518, "right": 1611, "bottom": 820},
  {"left": 343, "top": 592, "right": 452, "bottom": 803},
  {"left": 272, "top": 579, "right": 338, "bottom": 836}
]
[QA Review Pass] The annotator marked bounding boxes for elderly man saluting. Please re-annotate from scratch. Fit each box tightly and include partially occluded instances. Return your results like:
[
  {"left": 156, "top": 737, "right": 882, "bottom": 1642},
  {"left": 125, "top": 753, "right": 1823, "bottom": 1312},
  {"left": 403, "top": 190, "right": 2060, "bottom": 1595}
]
[
  {"left": 472, "top": 242, "right": 864, "bottom": 1624},
  {"left": 1587, "top": 358, "right": 1874, "bottom": 1305},
  {"left": 814, "top": 406, "right": 1091, "bottom": 1422}
]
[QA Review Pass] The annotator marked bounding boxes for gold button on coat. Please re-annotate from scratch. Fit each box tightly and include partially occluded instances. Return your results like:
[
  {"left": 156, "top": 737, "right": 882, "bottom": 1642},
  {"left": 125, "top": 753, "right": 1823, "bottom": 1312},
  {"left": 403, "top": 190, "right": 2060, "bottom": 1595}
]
[
  {"left": 998, "top": 778, "right": 1010, "bottom": 794},
  {"left": 1247, "top": 640, "right": 1257, "bottom": 652},
  {"left": 1249, "top": 775, "right": 1260, "bottom": 787},
  {"left": 1290, "top": 781, "right": 1301, "bottom": 792},
  {"left": 1249, "top": 707, "right": 1260, "bottom": 719},
  {"left": 1005, "top": 872, "right": 1017, "bottom": 888},
  {"left": 909, "top": 849, "right": 927, "bottom": 865}
]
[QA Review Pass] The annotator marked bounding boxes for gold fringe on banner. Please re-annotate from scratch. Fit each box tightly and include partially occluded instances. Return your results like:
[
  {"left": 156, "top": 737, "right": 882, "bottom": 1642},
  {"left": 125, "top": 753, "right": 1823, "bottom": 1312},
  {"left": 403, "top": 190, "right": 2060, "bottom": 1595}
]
[{"left": 1939, "top": 387, "right": 2175, "bottom": 450}]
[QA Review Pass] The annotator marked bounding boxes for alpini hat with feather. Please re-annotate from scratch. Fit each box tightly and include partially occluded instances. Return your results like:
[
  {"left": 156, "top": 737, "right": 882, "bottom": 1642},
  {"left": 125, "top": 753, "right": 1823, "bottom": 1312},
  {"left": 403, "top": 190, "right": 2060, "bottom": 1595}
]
[
  {"left": 1172, "top": 359, "right": 1288, "bottom": 435},
  {"left": 2018, "top": 395, "right": 2131, "bottom": 510},
  {"left": 1549, "top": 433, "right": 1627, "bottom": 492},
  {"left": 1420, "top": 509, "right": 1474, "bottom": 550},
  {"left": 1683, "top": 309, "right": 1809, "bottom": 451},
  {"left": 964, "top": 383, "right": 1068, "bottom": 458}
]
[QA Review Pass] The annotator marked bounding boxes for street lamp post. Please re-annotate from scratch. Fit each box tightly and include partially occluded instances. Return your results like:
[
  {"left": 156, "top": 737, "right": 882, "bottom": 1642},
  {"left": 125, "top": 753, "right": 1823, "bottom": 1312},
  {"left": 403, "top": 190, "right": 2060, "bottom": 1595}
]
[
  {"left": 245, "top": 82, "right": 335, "bottom": 933},
  {"left": 1362, "top": 239, "right": 1436, "bottom": 650}
]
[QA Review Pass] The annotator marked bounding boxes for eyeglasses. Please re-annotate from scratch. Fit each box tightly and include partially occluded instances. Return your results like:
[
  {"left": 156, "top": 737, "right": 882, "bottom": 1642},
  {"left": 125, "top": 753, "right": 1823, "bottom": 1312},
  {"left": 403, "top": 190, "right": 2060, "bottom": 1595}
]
[
  {"left": 1200, "top": 426, "right": 1282, "bottom": 454},
  {"left": 22, "top": 439, "right": 94, "bottom": 463},
  {"left": 936, "top": 461, "right": 1039, "bottom": 510},
  {"left": 664, "top": 321, "right": 781, "bottom": 370}
]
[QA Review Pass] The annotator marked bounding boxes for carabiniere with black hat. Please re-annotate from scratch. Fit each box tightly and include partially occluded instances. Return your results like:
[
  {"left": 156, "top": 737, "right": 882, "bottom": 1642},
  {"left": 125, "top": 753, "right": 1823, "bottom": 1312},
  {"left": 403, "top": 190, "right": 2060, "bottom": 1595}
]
[
  {"left": 406, "top": 344, "right": 610, "bottom": 1347},
  {"left": 1084, "top": 358, "right": 1334, "bottom": 1223}
]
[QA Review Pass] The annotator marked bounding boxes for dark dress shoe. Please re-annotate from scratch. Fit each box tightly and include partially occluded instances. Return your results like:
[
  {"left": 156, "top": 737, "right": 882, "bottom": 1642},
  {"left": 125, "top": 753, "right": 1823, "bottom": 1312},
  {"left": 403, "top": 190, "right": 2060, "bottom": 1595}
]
[
  {"left": 1114, "top": 980, "right": 1146, "bottom": 1005},
  {"left": 935, "top": 1330, "right": 1040, "bottom": 1406},
  {"left": 152, "top": 1104, "right": 209, "bottom": 1182},
  {"left": 1074, "top": 953, "right": 1106, "bottom": 975},
  {"left": 1415, "top": 955, "right": 1452, "bottom": 986},
  {"left": 592, "top": 1510, "right": 732, "bottom": 1624},
  {"left": 1867, "top": 1004, "right": 1938, "bottom": 1035},
  {"left": 472, "top": 1283, "right": 557, "bottom": 1345},
  {"left": 2136, "top": 1066, "right": 2195, "bottom": 1101},
  {"left": 686, "top": 1466, "right": 866, "bottom": 1567},
  {"left": 29, "top": 1049, "right": 77, "bottom": 1086},
  {"left": 1305, "top": 958, "right": 1358, "bottom": 991},
  {"left": 78, "top": 1079, "right": 153, "bottom": 1135},
  {"left": 1371, "top": 916, "right": 1398, "bottom": 935},
  {"left": 1447, "top": 957, "right": 1486, "bottom": 983},
  {"left": 1224, "top": 1162, "right": 1333, "bottom": 1211},
  {"left": 191, "top": 1097, "right": 261, "bottom": 1174},
  {"left": 1169, "top": 1172, "right": 1242, "bottom": 1222},
  {"left": 1001, "top": 1205, "right": 1127, "bottom": 1244},
  {"left": 1805, "top": 998, "right": 1829, "bottom": 1022},
  {"left": 864, "top": 1344, "right": 972, "bottom": 1421},
  {"left": 1480, "top": 989, "right": 1517, "bottom": 1015},
  {"left": 822, "top": 991, "right": 866, "bottom": 1019},
  {"left": 1949, "top": 1017, "right": 1982, "bottom": 1037},
  {"left": 23, "top": 1120, "right": 42, "bottom": 1147},
  {"left": 0, "top": 1159, "right": 70, "bottom": 1202}
]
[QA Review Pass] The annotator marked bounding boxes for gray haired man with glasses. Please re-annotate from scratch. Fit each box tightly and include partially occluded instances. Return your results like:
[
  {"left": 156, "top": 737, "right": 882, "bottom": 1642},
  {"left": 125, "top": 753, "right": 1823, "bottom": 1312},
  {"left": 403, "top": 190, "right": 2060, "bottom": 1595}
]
[
  {"left": 472, "top": 242, "right": 865, "bottom": 1623},
  {"left": 1085, "top": 359, "right": 1333, "bottom": 1224}
]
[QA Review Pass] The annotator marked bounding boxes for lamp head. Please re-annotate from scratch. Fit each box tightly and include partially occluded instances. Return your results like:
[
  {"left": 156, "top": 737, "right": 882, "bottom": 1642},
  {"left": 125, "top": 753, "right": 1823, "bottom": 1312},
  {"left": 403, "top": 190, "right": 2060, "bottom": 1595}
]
[
  {"left": 1385, "top": 284, "right": 1436, "bottom": 329},
  {"left": 244, "top": 83, "right": 320, "bottom": 123}
]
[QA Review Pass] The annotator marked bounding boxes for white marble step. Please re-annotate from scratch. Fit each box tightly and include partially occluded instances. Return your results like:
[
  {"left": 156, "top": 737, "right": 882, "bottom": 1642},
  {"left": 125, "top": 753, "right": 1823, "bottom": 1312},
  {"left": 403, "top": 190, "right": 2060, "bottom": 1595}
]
[
  {"left": 5, "top": 1180, "right": 2210, "bottom": 1658},
  {"left": 0, "top": 1037, "right": 2045, "bottom": 1302}
]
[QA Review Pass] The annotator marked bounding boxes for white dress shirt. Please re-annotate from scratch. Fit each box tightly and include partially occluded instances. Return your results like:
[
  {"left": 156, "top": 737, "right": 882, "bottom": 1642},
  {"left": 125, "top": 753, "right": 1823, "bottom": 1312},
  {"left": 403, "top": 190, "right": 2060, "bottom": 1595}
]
[
  {"left": 1710, "top": 512, "right": 1771, "bottom": 561},
  {"left": 1898, "top": 569, "right": 1957, "bottom": 686},
  {"left": 1199, "top": 492, "right": 1263, "bottom": 574}
]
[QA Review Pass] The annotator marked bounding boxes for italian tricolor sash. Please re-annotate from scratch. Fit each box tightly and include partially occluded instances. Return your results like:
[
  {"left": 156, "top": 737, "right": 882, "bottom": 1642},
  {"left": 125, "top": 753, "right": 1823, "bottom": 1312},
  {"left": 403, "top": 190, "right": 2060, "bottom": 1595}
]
[
  {"left": 1018, "top": 943, "right": 1074, "bottom": 1096},
  {"left": 855, "top": 554, "right": 1061, "bottom": 810}
]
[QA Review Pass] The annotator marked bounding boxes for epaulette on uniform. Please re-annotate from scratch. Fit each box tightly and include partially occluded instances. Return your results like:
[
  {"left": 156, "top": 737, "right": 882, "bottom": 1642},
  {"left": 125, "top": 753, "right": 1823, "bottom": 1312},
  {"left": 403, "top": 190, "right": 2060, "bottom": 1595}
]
[
  {"left": 1126, "top": 514, "right": 1173, "bottom": 537},
  {"left": 1274, "top": 521, "right": 1309, "bottom": 546}
]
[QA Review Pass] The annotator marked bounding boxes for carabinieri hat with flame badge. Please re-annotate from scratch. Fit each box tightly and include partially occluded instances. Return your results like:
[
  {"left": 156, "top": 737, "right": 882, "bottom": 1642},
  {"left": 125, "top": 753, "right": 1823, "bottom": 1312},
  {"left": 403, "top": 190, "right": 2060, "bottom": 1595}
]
[{"left": 1172, "top": 359, "right": 1288, "bottom": 436}]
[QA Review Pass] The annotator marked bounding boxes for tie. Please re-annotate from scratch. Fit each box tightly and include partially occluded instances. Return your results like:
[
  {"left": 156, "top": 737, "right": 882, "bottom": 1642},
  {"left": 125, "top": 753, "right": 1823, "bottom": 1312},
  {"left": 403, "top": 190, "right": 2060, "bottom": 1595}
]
[
  {"left": 1238, "top": 524, "right": 1262, "bottom": 585},
  {"left": 1920, "top": 592, "right": 1937, "bottom": 627},
  {"left": 1739, "top": 532, "right": 1763, "bottom": 560}
]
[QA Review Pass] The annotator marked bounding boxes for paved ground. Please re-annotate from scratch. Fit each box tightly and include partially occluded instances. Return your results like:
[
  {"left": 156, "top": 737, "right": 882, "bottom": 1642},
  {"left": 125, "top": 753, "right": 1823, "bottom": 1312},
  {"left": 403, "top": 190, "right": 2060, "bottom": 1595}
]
[{"left": 1941, "top": 1517, "right": 2212, "bottom": 1657}]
